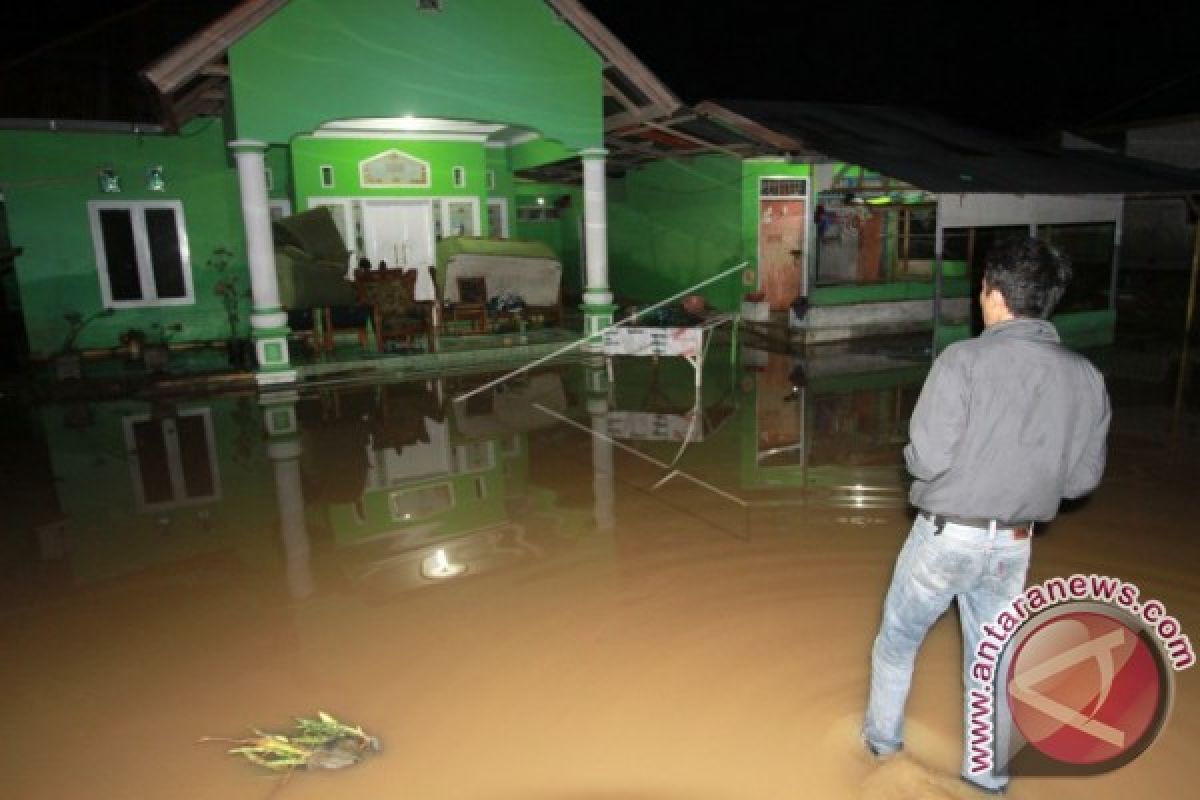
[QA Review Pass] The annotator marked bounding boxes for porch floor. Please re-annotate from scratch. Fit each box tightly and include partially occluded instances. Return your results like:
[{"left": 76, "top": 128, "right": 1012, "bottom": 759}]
[{"left": 291, "top": 326, "right": 585, "bottom": 382}]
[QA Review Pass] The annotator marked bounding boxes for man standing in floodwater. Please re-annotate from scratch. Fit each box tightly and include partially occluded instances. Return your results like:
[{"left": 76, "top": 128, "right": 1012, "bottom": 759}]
[{"left": 861, "top": 237, "right": 1111, "bottom": 794}]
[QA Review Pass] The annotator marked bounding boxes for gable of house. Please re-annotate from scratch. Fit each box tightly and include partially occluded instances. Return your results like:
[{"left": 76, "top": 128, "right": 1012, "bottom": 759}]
[{"left": 222, "top": 0, "right": 603, "bottom": 150}]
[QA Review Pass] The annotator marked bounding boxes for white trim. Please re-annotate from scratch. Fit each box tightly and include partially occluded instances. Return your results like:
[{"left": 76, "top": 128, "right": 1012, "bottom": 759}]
[
  {"left": 251, "top": 310, "right": 290, "bottom": 329},
  {"left": 486, "top": 169, "right": 496, "bottom": 190},
  {"left": 440, "top": 196, "right": 481, "bottom": 237},
  {"left": 452, "top": 166, "right": 466, "bottom": 188},
  {"left": 122, "top": 406, "right": 221, "bottom": 512},
  {"left": 320, "top": 117, "right": 506, "bottom": 135},
  {"left": 936, "top": 193, "right": 1123, "bottom": 228},
  {"left": 268, "top": 198, "right": 292, "bottom": 220},
  {"left": 487, "top": 198, "right": 510, "bottom": 238},
  {"left": 264, "top": 166, "right": 274, "bottom": 191},
  {"left": 492, "top": 130, "right": 540, "bottom": 148},
  {"left": 758, "top": 176, "right": 809, "bottom": 199},
  {"left": 88, "top": 199, "right": 194, "bottom": 308},
  {"left": 314, "top": 130, "right": 490, "bottom": 143},
  {"left": 319, "top": 164, "right": 335, "bottom": 188}
]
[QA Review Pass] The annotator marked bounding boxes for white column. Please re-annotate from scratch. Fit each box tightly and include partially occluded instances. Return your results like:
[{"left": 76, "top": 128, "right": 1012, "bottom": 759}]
[
  {"left": 230, "top": 139, "right": 295, "bottom": 384},
  {"left": 586, "top": 363, "right": 614, "bottom": 531},
  {"left": 581, "top": 148, "right": 612, "bottom": 306},
  {"left": 580, "top": 148, "right": 616, "bottom": 352}
]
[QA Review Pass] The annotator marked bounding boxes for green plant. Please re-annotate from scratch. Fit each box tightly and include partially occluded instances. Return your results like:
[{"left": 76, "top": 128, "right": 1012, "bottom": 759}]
[
  {"left": 199, "top": 711, "right": 381, "bottom": 772},
  {"left": 59, "top": 308, "right": 115, "bottom": 355},
  {"left": 210, "top": 246, "right": 249, "bottom": 339}
]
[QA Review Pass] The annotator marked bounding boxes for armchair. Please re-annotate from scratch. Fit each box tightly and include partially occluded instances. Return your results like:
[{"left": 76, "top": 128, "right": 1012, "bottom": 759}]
[{"left": 355, "top": 268, "right": 438, "bottom": 353}]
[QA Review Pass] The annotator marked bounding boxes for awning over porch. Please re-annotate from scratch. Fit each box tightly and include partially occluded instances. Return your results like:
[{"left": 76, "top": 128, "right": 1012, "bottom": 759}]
[{"left": 701, "top": 101, "right": 1200, "bottom": 195}]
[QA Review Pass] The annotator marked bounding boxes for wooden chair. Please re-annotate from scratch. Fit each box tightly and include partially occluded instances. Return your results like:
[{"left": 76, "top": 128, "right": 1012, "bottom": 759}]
[{"left": 355, "top": 268, "right": 437, "bottom": 353}]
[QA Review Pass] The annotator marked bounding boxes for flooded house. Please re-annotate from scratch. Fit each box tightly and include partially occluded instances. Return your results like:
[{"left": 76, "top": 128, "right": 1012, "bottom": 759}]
[{"left": 6, "top": 1, "right": 1200, "bottom": 389}]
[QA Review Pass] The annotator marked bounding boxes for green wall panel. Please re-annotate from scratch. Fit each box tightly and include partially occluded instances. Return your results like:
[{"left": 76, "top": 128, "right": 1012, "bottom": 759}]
[
  {"left": 513, "top": 182, "right": 582, "bottom": 295},
  {"left": 292, "top": 136, "right": 489, "bottom": 204},
  {"left": 229, "top": 0, "right": 602, "bottom": 150},
  {"left": 607, "top": 155, "right": 745, "bottom": 311},
  {"left": 810, "top": 276, "right": 971, "bottom": 306},
  {"left": 1052, "top": 309, "right": 1116, "bottom": 348},
  {"left": 0, "top": 120, "right": 250, "bottom": 356}
]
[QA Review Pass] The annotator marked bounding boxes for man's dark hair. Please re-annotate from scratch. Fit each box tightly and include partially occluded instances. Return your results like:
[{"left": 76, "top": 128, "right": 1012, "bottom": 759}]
[{"left": 982, "top": 236, "right": 1072, "bottom": 319}]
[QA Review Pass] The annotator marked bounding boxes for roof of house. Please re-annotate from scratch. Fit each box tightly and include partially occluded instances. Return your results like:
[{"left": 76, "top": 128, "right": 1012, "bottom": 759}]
[
  {"left": 138, "top": 0, "right": 781, "bottom": 178},
  {"left": 703, "top": 101, "right": 1200, "bottom": 194}
]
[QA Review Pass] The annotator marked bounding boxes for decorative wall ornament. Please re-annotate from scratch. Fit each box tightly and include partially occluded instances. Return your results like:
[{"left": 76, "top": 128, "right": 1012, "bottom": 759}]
[
  {"left": 359, "top": 149, "right": 431, "bottom": 188},
  {"left": 146, "top": 166, "right": 166, "bottom": 192},
  {"left": 98, "top": 168, "right": 121, "bottom": 193}
]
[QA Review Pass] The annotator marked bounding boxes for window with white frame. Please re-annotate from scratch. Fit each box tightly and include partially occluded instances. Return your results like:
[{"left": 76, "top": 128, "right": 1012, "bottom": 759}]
[{"left": 88, "top": 200, "right": 193, "bottom": 307}]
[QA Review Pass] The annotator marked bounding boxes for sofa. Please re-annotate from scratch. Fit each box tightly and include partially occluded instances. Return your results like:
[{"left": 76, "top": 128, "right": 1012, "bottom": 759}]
[
  {"left": 434, "top": 237, "right": 563, "bottom": 331},
  {"left": 272, "top": 206, "right": 358, "bottom": 310}
]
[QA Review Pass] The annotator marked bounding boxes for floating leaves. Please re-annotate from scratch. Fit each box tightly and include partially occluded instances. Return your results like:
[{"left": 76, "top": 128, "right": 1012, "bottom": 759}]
[{"left": 200, "top": 711, "right": 382, "bottom": 772}]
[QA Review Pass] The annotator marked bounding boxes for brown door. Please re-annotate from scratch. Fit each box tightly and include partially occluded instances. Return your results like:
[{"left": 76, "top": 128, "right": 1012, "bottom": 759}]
[
  {"left": 856, "top": 210, "right": 884, "bottom": 282},
  {"left": 759, "top": 199, "right": 806, "bottom": 311}
]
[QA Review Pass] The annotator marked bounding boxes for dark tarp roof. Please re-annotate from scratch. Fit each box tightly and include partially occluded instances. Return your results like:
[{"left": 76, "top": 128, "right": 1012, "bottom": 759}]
[{"left": 717, "top": 101, "right": 1200, "bottom": 195}]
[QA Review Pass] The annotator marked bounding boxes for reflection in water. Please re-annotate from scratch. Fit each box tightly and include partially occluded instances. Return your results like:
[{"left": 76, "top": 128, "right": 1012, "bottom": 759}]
[
  {"left": 3, "top": 347, "right": 1196, "bottom": 799},
  {"left": 747, "top": 346, "right": 924, "bottom": 509}
]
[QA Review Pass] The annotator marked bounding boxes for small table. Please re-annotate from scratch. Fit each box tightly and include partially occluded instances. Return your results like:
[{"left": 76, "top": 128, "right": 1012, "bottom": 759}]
[{"left": 601, "top": 312, "right": 738, "bottom": 388}]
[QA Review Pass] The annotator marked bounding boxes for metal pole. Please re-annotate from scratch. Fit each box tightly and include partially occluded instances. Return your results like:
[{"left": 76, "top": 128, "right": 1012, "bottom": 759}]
[
  {"left": 1170, "top": 198, "right": 1200, "bottom": 435},
  {"left": 1109, "top": 215, "right": 1122, "bottom": 313},
  {"left": 933, "top": 199, "right": 945, "bottom": 353}
]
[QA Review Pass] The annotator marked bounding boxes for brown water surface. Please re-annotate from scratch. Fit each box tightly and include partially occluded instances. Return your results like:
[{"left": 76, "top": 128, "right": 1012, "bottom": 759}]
[{"left": 1, "top": 348, "right": 1196, "bottom": 799}]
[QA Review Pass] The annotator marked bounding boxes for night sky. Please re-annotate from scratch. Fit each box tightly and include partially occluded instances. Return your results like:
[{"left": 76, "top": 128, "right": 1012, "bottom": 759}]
[{"left": 2, "top": 1, "right": 1197, "bottom": 134}]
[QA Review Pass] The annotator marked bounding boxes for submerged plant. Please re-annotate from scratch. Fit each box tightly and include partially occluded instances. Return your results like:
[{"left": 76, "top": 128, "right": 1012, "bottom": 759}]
[{"left": 200, "top": 711, "right": 382, "bottom": 773}]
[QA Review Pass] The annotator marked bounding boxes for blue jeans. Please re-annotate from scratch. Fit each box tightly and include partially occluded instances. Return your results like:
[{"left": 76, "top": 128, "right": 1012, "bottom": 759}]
[{"left": 863, "top": 513, "right": 1031, "bottom": 791}]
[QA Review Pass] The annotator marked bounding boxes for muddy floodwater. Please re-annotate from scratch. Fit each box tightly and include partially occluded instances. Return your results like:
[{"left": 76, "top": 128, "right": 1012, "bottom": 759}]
[{"left": 2, "top": 346, "right": 1197, "bottom": 799}]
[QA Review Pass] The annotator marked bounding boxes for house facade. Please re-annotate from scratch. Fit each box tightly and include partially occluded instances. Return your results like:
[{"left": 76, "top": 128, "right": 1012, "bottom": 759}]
[
  {"left": 6, "top": 2, "right": 1197, "bottom": 384},
  {"left": 1, "top": 0, "right": 621, "bottom": 383}
]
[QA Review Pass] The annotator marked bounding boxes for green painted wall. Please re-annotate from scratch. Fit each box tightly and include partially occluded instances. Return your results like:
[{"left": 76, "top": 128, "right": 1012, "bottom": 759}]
[
  {"left": 228, "top": 0, "right": 603, "bottom": 150},
  {"left": 607, "top": 154, "right": 745, "bottom": 311},
  {"left": 1052, "top": 309, "right": 1116, "bottom": 349},
  {"left": 810, "top": 273, "right": 971, "bottom": 305},
  {"left": 509, "top": 138, "right": 577, "bottom": 172},
  {"left": 293, "top": 136, "right": 488, "bottom": 205},
  {"left": 513, "top": 181, "right": 583, "bottom": 296},
  {"left": 0, "top": 120, "right": 254, "bottom": 356}
]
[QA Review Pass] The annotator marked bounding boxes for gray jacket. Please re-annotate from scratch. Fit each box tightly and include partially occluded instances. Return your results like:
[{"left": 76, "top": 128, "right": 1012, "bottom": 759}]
[{"left": 905, "top": 318, "right": 1110, "bottom": 522}]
